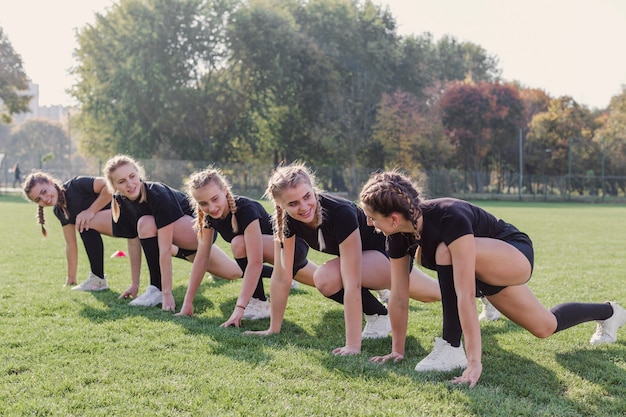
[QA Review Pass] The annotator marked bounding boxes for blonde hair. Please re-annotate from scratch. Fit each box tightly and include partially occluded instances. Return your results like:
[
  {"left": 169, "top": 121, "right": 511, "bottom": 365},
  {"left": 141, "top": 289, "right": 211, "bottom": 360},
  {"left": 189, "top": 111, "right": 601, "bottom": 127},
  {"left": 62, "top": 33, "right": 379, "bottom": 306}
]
[
  {"left": 359, "top": 170, "right": 423, "bottom": 241},
  {"left": 103, "top": 155, "right": 147, "bottom": 222},
  {"left": 22, "top": 171, "right": 68, "bottom": 237},
  {"left": 265, "top": 162, "right": 324, "bottom": 248},
  {"left": 186, "top": 167, "right": 238, "bottom": 237}
]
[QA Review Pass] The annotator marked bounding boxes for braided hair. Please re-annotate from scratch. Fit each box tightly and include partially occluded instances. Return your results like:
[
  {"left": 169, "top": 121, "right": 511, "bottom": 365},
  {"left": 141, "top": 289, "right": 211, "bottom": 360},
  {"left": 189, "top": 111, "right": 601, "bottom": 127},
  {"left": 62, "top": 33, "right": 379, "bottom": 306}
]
[
  {"left": 359, "top": 170, "right": 424, "bottom": 241},
  {"left": 186, "top": 167, "right": 238, "bottom": 237},
  {"left": 264, "top": 162, "right": 323, "bottom": 246},
  {"left": 103, "top": 155, "right": 147, "bottom": 223},
  {"left": 22, "top": 171, "right": 68, "bottom": 237}
]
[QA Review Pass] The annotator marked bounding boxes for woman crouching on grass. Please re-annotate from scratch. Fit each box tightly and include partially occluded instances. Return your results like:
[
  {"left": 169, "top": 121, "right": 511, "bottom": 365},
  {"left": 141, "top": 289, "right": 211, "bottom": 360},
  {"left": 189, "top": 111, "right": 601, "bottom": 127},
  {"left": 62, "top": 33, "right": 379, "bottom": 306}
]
[
  {"left": 103, "top": 155, "right": 243, "bottom": 311},
  {"left": 176, "top": 167, "right": 317, "bottom": 324},
  {"left": 359, "top": 170, "right": 626, "bottom": 387},
  {"left": 246, "top": 163, "right": 441, "bottom": 356},
  {"left": 23, "top": 171, "right": 142, "bottom": 291}
]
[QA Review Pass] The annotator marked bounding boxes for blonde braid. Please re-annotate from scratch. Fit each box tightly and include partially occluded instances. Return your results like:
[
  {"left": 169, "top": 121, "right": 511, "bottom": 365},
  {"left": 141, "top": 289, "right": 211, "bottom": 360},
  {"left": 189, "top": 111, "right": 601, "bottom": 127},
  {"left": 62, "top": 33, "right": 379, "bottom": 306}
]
[
  {"left": 226, "top": 190, "right": 239, "bottom": 233},
  {"left": 37, "top": 205, "right": 47, "bottom": 237},
  {"left": 111, "top": 196, "right": 121, "bottom": 223},
  {"left": 273, "top": 204, "right": 286, "bottom": 243},
  {"left": 195, "top": 209, "right": 206, "bottom": 238},
  {"left": 314, "top": 196, "right": 326, "bottom": 251},
  {"left": 56, "top": 185, "right": 70, "bottom": 220}
]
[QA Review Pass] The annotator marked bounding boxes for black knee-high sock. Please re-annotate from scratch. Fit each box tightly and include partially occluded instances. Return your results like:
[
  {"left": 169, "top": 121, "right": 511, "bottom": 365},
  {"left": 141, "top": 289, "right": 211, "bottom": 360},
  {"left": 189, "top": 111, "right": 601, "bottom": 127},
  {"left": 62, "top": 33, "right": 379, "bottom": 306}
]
[
  {"left": 261, "top": 264, "right": 273, "bottom": 278},
  {"left": 140, "top": 237, "right": 162, "bottom": 290},
  {"left": 550, "top": 302, "right": 613, "bottom": 333},
  {"left": 235, "top": 258, "right": 266, "bottom": 301},
  {"left": 437, "top": 264, "right": 463, "bottom": 347},
  {"left": 80, "top": 229, "right": 105, "bottom": 279},
  {"left": 326, "top": 288, "right": 388, "bottom": 316}
]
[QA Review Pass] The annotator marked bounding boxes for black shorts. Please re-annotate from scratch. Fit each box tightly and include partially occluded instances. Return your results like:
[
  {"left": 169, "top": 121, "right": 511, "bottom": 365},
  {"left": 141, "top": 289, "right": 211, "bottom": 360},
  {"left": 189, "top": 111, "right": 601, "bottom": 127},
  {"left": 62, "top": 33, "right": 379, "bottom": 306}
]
[
  {"left": 293, "top": 237, "right": 310, "bottom": 275},
  {"left": 476, "top": 221, "right": 534, "bottom": 296}
]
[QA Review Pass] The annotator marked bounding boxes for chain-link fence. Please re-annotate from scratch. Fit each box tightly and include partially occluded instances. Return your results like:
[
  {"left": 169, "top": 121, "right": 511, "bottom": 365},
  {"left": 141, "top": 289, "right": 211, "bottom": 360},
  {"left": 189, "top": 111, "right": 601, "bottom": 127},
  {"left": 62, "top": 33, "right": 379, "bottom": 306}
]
[{"left": 3, "top": 157, "right": 626, "bottom": 203}]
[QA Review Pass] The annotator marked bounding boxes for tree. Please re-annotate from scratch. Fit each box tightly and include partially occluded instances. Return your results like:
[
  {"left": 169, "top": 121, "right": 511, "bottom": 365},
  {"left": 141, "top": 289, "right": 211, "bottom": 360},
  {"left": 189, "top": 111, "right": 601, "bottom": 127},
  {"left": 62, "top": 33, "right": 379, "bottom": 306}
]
[
  {"left": 0, "top": 27, "right": 31, "bottom": 124},
  {"left": 432, "top": 35, "right": 501, "bottom": 85},
  {"left": 8, "top": 120, "right": 70, "bottom": 173},
  {"left": 226, "top": 0, "right": 332, "bottom": 164},
  {"left": 526, "top": 97, "right": 597, "bottom": 194},
  {"left": 371, "top": 89, "right": 451, "bottom": 172},
  {"left": 439, "top": 81, "right": 523, "bottom": 192},
  {"left": 72, "top": 0, "right": 236, "bottom": 160},
  {"left": 591, "top": 87, "right": 626, "bottom": 194},
  {"left": 297, "top": 0, "right": 399, "bottom": 193}
]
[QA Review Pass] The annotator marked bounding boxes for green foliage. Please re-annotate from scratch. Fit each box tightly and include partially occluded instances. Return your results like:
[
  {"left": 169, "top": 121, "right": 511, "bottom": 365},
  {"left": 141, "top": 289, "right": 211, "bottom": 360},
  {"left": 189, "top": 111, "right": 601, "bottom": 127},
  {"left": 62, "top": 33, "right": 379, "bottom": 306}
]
[
  {"left": 594, "top": 87, "right": 626, "bottom": 176},
  {"left": 440, "top": 81, "right": 524, "bottom": 191},
  {"left": 72, "top": 0, "right": 235, "bottom": 160},
  {"left": 0, "top": 27, "right": 31, "bottom": 124},
  {"left": 2, "top": 197, "right": 626, "bottom": 416},
  {"left": 8, "top": 119, "right": 70, "bottom": 171},
  {"left": 70, "top": 0, "right": 501, "bottom": 175}
]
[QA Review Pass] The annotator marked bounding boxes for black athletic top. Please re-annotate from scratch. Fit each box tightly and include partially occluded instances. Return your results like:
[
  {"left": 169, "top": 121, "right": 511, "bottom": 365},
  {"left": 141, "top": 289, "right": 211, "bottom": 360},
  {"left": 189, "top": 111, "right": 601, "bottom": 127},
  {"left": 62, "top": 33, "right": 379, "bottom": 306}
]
[
  {"left": 54, "top": 176, "right": 110, "bottom": 226},
  {"left": 204, "top": 196, "right": 273, "bottom": 242},
  {"left": 112, "top": 181, "right": 193, "bottom": 239},
  {"left": 386, "top": 197, "right": 522, "bottom": 270},
  {"left": 284, "top": 193, "right": 385, "bottom": 256}
]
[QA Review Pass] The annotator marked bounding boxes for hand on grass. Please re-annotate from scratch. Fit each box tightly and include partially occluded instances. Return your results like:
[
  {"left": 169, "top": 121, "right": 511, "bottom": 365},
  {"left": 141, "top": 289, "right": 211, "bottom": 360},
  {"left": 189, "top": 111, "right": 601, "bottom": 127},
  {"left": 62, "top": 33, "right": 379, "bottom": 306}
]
[
  {"left": 332, "top": 345, "right": 361, "bottom": 356},
  {"left": 451, "top": 362, "right": 482, "bottom": 388},
  {"left": 220, "top": 308, "right": 244, "bottom": 328},
  {"left": 162, "top": 293, "right": 175, "bottom": 312},
  {"left": 175, "top": 303, "right": 194, "bottom": 317},
  {"left": 244, "top": 329, "right": 275, "bottom": 336},
  {"left": 64, "top": 277, "right": 77, "bottom": 287},
  {"left": 119, "top": 285, "right": 138, "bottom": 300},
  {"left": 369, "top": 352, "right": 404, "bottom": 364}
]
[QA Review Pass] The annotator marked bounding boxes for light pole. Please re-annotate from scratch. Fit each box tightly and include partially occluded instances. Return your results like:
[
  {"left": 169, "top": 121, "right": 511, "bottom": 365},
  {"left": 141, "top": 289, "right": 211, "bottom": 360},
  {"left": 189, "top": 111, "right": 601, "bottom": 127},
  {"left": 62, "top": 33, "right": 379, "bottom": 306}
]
[{"left": 601, "top": 135, "right": 606, "bottom": 202}]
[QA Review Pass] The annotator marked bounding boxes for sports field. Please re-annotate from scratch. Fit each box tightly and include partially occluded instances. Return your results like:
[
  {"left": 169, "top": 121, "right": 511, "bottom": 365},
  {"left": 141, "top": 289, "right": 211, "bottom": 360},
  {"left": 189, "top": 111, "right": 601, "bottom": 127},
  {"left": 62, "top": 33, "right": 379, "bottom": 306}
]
[{"left": 1, "top": 195, "right": 625, "bottom": 416}]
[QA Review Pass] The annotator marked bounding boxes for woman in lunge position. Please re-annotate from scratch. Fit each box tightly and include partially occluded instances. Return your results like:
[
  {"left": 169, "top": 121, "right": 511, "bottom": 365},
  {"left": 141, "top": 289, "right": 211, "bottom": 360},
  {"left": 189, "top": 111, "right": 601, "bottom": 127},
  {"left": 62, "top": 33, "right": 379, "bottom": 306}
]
[
  {"left": 103, "top": 155, "right": 242, "bottom": 311},
  {"left": 177, "top": 167, "right": 316, "bottom": 324},
  {"left": 247, "top": 163, "right": 441, "bottom": 356},
  {"left": 23, "top": 171, "right": 141, "bottom": 291},
  {"left": 359, "top": 170, "right": 626, "bottom": 387}
]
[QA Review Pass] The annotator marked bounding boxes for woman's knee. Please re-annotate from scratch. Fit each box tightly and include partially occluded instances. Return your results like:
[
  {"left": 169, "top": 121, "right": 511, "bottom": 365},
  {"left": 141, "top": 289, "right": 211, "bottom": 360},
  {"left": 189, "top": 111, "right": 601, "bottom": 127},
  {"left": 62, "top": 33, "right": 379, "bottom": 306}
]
[
  {"left": 434, "top": 242, "right": 451, "bottom": 265},
  {"left": 230, "top": 236, "right": 246, "bottom": 259},
  {"left": 137, "top": 216, "right": 157, "bottom": 239},
  {"left": 313, "top": 265, "right": 341, "bottom": 296}
]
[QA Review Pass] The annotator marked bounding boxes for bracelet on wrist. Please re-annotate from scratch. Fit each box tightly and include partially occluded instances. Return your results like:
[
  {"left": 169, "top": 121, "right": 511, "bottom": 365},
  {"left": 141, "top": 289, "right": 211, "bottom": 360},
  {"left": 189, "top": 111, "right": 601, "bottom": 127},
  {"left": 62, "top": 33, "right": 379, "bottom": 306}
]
[{"left": 236, "top": 304, "right": 246, "bottom": 310}]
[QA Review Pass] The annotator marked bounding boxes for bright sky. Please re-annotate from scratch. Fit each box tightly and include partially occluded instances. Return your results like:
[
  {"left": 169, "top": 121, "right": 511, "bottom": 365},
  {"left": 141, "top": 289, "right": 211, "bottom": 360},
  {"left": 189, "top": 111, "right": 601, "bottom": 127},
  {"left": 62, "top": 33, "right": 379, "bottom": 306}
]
[{"left": 1, "top": 0, "right": 625, "bottom": 109}]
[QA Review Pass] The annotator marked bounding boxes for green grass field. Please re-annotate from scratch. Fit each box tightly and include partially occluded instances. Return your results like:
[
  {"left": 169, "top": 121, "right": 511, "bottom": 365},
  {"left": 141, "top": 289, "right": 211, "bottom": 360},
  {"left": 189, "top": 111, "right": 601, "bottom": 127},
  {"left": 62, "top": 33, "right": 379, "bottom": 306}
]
[{"left": 1, "top": 194, "right": 626, "bottom": 416}]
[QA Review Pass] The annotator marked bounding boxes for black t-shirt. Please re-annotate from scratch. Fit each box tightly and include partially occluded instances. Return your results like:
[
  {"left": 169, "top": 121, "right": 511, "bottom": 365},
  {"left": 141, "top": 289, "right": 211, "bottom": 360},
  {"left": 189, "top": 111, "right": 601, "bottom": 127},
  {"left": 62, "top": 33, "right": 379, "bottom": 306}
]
[
  {"left": 112, "top": 181, "right": 193, "bottom": 239},
  {"left": 204, "top": 196, "right": 273, "bottom": 242},
  {"left": 386, "top": 198, "right": 506, "bottom": 270},
  {"left": 284, "top": 193, "right": 385, "bottom": 256},
  {"left": 54, "top": 176, "right": 110, "bottom": 226}
]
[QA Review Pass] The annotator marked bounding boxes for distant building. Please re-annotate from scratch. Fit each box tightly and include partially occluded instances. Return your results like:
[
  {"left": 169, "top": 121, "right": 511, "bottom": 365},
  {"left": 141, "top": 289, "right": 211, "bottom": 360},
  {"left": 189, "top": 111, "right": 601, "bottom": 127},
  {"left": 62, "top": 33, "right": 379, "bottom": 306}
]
[{"left": 11, "top": 81, "right": 70, "bottom": 125}]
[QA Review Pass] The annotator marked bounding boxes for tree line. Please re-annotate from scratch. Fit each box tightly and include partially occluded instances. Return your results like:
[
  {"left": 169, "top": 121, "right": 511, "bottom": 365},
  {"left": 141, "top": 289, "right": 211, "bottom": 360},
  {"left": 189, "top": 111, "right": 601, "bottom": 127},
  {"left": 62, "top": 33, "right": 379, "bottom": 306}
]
[{"left": 2, "top": 0, "right": 626, "bottom": 196}]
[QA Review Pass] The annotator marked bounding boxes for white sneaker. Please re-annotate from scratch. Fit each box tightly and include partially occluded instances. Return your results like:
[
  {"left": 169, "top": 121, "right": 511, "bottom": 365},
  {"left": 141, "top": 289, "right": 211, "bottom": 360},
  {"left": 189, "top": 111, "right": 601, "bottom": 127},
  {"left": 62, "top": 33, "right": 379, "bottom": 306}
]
[
  {"left": 290, "top": 280, "right": 299, "bottom": 290},
  {"left": 362, "top": 314, "right": 391, "bottom": 339},
  {"left": 376, "top": 289, "right": 391, "bottom": 304},
  {"left": 414, "top": 337, "right": 468, "bottom": 372},
  {"left": 590, "top": 301, "right": 626, "bottom": 345},
  {"left": 243, "top": 298, "right": 271, "bottom": 320},
  {"left": 129, "top": 285, "right": 162, "bottom": 307},
  {"left": 478, "top": 297, "right": 501, "bottom": 321},
  {"left": 72, "top": 272, "right": 109, "bottom": 291}
]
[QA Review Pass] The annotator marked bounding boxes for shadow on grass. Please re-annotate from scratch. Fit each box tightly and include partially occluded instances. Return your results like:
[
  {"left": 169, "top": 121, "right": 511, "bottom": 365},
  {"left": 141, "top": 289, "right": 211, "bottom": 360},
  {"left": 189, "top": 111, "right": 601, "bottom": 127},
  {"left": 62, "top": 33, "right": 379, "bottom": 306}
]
[{"left": 555, "top": 345, "right": 626, "bottom": 415}]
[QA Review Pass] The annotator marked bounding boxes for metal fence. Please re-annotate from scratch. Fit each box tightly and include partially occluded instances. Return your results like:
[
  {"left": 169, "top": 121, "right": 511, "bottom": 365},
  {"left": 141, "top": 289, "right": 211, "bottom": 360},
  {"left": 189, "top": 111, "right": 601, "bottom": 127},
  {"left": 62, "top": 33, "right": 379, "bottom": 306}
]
[{"left": 3, "top": 157, "right": 626, "bottom": 204}]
